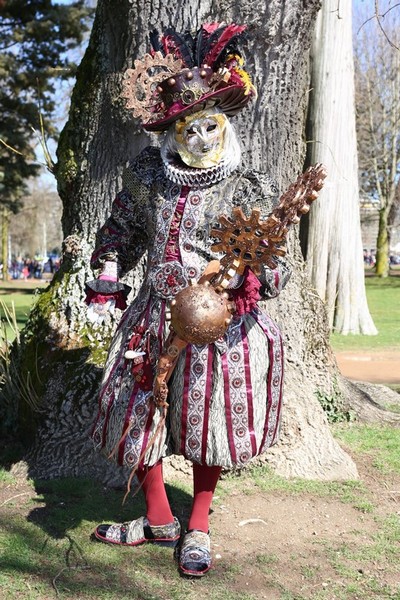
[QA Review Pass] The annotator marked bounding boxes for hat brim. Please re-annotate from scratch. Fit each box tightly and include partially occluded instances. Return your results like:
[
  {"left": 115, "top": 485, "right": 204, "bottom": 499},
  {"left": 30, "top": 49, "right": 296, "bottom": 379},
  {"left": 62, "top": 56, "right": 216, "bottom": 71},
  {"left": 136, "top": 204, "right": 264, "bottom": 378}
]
[{"left": 143, "top": 84, "right": 253, "bottom": 132}]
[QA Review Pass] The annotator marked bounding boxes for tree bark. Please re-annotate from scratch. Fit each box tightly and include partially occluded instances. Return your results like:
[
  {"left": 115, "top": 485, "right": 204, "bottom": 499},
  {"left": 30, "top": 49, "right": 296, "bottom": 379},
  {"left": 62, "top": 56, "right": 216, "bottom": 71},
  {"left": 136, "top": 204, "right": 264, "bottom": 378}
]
[
  {"left": 375, "top": 206, "right": 390, "bottom": 277},
  {"left": 7, "top": 0, "right": 365, "bottom": 483},
  {"left": 303, "top": 0, "right": 377, "bottom": 335},
  {"left": 338, "top": 378, "right": 400, "bottom": 425},
  {"left": 1, "top": 208, "right": 10, "bottom": 282}
]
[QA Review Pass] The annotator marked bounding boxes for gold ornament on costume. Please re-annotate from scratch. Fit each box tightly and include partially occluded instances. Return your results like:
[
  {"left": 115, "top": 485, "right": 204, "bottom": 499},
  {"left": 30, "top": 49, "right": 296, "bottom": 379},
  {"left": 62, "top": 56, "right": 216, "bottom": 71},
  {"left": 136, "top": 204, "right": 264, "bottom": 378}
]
[{"left": 121, "top": 52, "right": 184, "bottom": 122}]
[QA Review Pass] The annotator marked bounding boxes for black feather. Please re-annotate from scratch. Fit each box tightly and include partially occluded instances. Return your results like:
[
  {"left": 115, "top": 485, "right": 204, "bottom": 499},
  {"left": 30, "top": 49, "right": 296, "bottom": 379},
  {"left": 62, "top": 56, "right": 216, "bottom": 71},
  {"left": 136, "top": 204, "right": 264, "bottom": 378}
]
[
  {"left": 194, "top": 26, "right": 207, "bottom": 66},
  {"left": 149, "top": 29, "right": 163, "bottom": 54},
  {"left": 213, "top": 33, "right": 246, "bottom": 69},
  {"left": 200, "top": 25, "right": 228, "bottom": 65},
  {"left": 162, "top": 28, "right": 195, "bottom": 68},
  {"left": 183, "top": 30, "right": 195, "bottom": 56}
]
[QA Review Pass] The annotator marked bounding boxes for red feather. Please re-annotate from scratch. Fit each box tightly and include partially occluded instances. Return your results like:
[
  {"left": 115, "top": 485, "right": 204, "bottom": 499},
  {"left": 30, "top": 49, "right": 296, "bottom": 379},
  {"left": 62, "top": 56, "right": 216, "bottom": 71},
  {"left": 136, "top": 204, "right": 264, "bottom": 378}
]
[
  {"left": 162, "top": 34, "right": 178, "bottom": 57},
  {"left": 203, "top": 24, "right": 247, "bottom": 67},
  {"left": 202, "top": 22, "right": 224, "bottom": 34}
]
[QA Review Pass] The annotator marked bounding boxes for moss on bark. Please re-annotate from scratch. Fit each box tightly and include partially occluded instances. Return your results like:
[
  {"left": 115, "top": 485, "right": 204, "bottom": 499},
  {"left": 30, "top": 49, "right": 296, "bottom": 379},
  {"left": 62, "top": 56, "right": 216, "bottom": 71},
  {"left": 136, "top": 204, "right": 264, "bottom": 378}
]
[{"left": 2, "top": 262, "right": 113, "bottom": 450}]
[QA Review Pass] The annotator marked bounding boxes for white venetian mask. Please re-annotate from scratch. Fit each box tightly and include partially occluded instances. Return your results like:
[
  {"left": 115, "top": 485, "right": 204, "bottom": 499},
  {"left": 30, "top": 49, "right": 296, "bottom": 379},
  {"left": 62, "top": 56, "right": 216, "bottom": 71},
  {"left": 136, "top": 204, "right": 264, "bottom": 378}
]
[{"left": 174, "top": 111, "right": 228, "bottom": 168}]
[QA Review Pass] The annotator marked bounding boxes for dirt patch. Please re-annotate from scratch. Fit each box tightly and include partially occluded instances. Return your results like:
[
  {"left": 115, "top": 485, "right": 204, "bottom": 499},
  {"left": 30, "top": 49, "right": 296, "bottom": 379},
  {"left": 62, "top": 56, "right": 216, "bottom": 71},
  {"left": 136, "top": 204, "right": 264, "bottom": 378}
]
[
  {"left": 212, "top": 494, "right": 370, "bottom": 597},
  {"left": 209, "top": 453, "right": 399, "bottom": 597},
  {"left": 335, "top": 351, "right": 400, "bottom": 385},
  {"left": 1, "top": 452, "right": 399, "bottom": 599}
]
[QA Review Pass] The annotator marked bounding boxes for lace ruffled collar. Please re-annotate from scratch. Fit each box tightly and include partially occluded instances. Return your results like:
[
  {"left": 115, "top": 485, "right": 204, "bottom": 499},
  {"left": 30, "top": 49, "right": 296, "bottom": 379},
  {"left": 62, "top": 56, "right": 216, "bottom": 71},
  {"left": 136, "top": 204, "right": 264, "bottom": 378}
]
[{"left": 161, "top": 152, "right": 240, "bottom": 188}]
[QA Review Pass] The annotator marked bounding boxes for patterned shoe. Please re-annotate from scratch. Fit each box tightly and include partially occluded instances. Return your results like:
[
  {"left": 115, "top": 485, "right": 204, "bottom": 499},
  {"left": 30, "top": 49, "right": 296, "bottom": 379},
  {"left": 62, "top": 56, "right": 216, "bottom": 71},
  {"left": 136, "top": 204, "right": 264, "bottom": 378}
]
[
  {"left": 178, "top": 529, "right": 212, "bottom": 577},
  {"left": 94, "top": 516, "right": 181, "bottom": 547}
]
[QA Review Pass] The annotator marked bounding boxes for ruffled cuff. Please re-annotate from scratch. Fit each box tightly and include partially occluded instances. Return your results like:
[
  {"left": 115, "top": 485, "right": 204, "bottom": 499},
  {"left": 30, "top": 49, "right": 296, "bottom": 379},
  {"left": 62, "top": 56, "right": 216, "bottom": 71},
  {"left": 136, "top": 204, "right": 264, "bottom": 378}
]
[
  {"left": 99, "top": 260, "right": 118, "bottom": 281},
  {"left": 85, "top": 280, "right": 131, "bottom": 310}
]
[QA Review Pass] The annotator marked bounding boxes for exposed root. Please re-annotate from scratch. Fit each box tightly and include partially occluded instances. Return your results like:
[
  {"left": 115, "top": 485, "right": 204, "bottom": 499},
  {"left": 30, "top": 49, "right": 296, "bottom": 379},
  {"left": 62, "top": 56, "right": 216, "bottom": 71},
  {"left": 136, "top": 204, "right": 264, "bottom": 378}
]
[{"left": 339, "top": 376, "right": 400, "bottom": 424}]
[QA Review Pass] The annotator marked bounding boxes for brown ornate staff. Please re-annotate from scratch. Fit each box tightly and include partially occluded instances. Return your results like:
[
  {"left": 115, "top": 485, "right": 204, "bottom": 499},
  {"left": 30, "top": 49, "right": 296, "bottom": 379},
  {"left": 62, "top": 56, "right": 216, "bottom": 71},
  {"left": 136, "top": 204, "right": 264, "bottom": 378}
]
[{"left": 153, "top": 163, "right": 327, "bottom": 406}]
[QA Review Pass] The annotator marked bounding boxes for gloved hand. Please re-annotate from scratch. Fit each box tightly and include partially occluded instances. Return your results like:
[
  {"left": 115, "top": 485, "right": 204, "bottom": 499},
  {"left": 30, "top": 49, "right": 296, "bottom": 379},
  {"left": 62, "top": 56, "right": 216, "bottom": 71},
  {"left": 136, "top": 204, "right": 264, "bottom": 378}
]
[{"left": 87, "top": 298, "right": 116, "bottom": 325}]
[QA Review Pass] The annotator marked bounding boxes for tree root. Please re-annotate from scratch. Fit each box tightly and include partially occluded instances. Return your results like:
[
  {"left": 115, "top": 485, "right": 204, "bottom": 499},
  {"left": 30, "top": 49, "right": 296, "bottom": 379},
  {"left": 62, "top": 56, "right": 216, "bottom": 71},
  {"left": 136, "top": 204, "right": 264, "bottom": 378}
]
[{"left": 339, "top": 376, "right": 400, "bottom": 424}]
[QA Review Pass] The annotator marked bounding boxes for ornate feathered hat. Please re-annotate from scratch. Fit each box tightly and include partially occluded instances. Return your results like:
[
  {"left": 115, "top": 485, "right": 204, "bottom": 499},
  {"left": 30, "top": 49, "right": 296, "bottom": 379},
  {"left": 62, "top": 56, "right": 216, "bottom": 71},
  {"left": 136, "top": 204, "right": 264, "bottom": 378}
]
[{"left": 121, "top": 23, "right": 257, "bottom": 132}]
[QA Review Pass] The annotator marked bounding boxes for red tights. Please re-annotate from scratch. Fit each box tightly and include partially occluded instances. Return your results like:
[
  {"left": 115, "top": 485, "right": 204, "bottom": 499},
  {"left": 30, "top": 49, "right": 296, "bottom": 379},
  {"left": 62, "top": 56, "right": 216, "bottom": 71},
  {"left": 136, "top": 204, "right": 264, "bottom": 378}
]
[
  {"left": 136, "top": 461, "right": 174, "bottom": 526},
  {"left": 136, "top": 461, "right": 222, "bottom": 533}
]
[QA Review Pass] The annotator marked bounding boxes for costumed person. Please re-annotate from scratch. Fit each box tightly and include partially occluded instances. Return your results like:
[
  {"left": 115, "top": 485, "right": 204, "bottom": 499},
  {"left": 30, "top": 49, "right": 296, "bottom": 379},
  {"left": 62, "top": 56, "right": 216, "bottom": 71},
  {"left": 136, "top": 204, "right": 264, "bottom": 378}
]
[{"left": 85, "top": 23, "right": 292, "bottom": 577}]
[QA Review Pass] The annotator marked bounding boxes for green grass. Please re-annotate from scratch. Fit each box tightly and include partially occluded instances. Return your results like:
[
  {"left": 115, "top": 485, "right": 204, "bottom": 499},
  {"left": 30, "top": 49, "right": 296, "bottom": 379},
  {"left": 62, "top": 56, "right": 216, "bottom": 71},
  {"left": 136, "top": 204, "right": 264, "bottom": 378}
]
[
  {"left": 0, "top": 470, "right": 17, "bottom": 484},
  {"left": 334, "top": 424, "right": 400, "bottom": 474},
  {"left": 331, "top": 276, "right": 400, "bottom": 351},
  {"left": 219, "top": 464, "right": 374, "bottom": 513},
  {"left": 2, "top": 416, "right": 400, "bottom": 600},
  {"left": 318, "top": 513, "right": 400, "bottom": 593},
  {"left": 0, "top": 292, "right": 38, "bottom": 341},
  {"left": 0, "top": 279, "right": 48, "bottom": 339}
]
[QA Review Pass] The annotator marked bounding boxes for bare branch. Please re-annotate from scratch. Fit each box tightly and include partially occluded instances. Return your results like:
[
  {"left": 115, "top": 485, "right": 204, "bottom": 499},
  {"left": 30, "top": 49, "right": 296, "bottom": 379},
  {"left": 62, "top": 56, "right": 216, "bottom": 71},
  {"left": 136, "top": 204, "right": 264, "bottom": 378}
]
[
  {"left": 380, "top": 2, "right": 400, "bottom": 19},
  {"left": 330, "top": 0, "right": 343, "bottom": 19},
  {"left": 374, "top": 0, "right": 400, "bottom": 50},
  {"left": 35, "top": 79, "right": 55, "bottom": 173},
  {"left": 0, "top": 138, "right": 24, "bottom": 156},
  {"left": 356, "top": 1, "right": 400, "bottom": 50}
]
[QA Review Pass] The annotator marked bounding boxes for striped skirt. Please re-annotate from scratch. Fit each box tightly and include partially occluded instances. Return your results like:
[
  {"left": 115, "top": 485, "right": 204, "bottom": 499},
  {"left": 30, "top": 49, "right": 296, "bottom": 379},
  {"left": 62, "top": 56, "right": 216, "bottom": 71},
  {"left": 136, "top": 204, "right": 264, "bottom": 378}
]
[{"left": 92, "top": 295, "right": 284, "bottom": 470}]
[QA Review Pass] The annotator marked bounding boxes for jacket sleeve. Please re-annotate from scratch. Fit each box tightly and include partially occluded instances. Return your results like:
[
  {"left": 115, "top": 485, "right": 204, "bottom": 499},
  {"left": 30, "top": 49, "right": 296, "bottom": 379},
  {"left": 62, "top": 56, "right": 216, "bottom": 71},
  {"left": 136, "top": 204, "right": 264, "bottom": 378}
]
[
  {"left": 90, "top": 183, "right": 149, "bottom": 278},
  {"left": 90, "top": 146, "right": 163, "bottom": 279},
  {"left": 85, "top": 152, "right": 154, "bottom": 305}
]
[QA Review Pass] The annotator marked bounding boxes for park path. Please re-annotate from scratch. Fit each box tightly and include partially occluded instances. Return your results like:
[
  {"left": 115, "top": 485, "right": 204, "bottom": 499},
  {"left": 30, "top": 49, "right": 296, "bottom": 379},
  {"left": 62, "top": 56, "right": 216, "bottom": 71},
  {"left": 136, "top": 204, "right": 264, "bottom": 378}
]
[{"left": 335, "top": 350, "right": 400, "bottom": 384}]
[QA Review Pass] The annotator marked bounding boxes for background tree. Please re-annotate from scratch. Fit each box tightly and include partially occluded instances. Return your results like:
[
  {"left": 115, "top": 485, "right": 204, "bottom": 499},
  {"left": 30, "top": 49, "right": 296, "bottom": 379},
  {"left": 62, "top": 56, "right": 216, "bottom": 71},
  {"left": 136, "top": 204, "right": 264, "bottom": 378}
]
[
  {"left": 388, "top": 180, "right": 400, "bottom": 249},
  {"left": 301, "top": 0, "right": 377, "bottom": 335},
  {"left": 8, "top": 181, "right": 63, "bottom": 260},
  {"left": 0, "top": 0, "right": 92, "bottom": 277},
  {"left": 5, "top": 0, "right": 399, "bottom": 486},
  {"left": 354, "top": 6, "right": 400, "bottom": 277}
]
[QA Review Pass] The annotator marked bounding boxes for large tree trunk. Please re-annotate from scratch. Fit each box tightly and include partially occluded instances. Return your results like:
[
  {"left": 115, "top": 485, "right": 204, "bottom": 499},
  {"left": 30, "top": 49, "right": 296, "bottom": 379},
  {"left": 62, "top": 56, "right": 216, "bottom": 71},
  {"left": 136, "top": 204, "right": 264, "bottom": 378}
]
[
  {"left": 302, "top": 0, "right": 377, "bottom": 335},
  {"left": 7, "top": 0, "right": 361, "bottom": 483}
]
